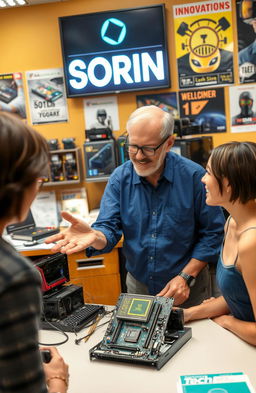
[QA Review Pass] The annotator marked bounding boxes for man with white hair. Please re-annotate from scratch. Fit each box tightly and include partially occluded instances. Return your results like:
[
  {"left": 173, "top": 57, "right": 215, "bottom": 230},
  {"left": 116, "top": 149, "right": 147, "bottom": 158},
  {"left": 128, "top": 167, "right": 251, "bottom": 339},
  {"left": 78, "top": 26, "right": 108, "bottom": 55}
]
[{"left": 47, "top": 105, "right": 225, "bottom": 307}]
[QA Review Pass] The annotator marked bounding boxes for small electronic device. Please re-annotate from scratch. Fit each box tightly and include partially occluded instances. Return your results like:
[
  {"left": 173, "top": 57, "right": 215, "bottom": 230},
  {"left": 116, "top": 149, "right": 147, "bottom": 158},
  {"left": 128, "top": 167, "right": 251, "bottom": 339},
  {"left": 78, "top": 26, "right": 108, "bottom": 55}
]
[
  {"left": 174, "top": 118, "right": 203, "bottom": 138},
  {"left": 23, "top": 240, "right": 45, "bottom": 247},
  {"left": 31, "top": 252, "right": 69, "bottom": 293},
  {"left": 42, "top": 284, "right": 84, "bottom": 320},
  {"left": 41, "top": 350, "right": 52, "bottom": 363},
  {"left": 62, "top": 138, "right": 76, "bottom": 149},
  {"left": 63, "top": 152, "right": 78, "bottom": 180},
  {"left": 32, "top": 252, "right": 104, "bottom": 332},
  {"left": 90, "top": 293, "right": 192, "bottom": 370},
  {"left": 116, "top": 133, "right": 129, "bottom": 165},
  {"left": 173, "top": 136, "right": 213, "bottom": 169},
  {"left": 85, "top": 127, "right": 113, "bottom": 141},
  {"left": 41, "top": 303, "right": 104, "bottom": 332},
  {"left": 88, "top": 143, "right": 113, "bottom": 170},
  {"left": 50, "top": 154, "right": 64, "bottom": 181},
  {"left": 6, "top": 209, "right": 59, "bottom": 241},
  {"left": 47, "top": 138, "right": 59, "bottom": 151},
  {"left": 84, "top": 139, "right": 116, "bottom": 180},
  {"left": 31, "top": 83, "right": 63, "bottom": 102}
]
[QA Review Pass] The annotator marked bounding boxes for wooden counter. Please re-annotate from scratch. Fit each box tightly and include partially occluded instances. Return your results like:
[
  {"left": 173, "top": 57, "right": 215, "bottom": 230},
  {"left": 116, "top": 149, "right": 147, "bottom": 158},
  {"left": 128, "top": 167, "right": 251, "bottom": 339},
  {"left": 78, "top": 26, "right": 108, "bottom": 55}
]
[{"left": 21, "top": 241, "right": 122, "bottom": 305}]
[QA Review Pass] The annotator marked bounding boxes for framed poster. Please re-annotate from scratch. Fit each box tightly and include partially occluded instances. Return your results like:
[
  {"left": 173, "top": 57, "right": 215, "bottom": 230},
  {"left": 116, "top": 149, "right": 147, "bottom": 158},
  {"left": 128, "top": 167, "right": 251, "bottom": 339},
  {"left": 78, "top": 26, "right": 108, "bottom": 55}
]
[
  {"left": 83, "top": 95, "right": 119, "bottom": 132},
  {"left": 237, "top": 0, "right": 256, "bottom": 83},
  {"left": 179, "top": 87, "right": 226, "bottom": 133},
  {"left": 26, "top": 68, "right": 69, "bottom": 125},
  {"left": 0, "top": 72, "right": 26, "bottom": 119},
  {"left": 173, "top": 0, "right": 234, "bottom": 89},
  {"left": 230, "top": 84, "right": 256, "bottom": 132},
  {"left": 136, "top": 92, "right": 178, "bottom": 118}
]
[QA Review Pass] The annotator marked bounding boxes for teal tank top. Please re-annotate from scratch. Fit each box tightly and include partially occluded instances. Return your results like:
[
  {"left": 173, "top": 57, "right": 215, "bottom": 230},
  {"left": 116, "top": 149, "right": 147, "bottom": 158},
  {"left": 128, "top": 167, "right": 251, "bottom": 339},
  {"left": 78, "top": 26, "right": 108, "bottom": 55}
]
[{"left": 216, "top": 218, "right": 255, "bottom": 322}]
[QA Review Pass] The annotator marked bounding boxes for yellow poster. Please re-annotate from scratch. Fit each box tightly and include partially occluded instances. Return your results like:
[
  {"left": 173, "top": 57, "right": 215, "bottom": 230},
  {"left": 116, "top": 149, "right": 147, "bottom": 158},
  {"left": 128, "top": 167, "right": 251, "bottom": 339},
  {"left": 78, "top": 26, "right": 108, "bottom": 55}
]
[{"left": 173, "top": 0, "right": 234, "bottom": 89}]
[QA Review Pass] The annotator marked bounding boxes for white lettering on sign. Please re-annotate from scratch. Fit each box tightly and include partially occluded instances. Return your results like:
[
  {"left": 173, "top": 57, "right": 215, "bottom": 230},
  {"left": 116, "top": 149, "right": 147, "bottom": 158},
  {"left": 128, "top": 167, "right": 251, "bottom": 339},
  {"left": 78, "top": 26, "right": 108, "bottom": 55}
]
[{"left": 68, "top": 50, "right": 165, "bottom": 90}]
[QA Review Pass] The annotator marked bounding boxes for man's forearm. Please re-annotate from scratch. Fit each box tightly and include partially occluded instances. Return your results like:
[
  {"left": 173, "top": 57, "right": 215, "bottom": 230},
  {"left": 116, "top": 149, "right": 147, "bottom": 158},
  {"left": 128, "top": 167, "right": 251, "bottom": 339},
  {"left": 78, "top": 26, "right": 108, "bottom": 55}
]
[{"left": 181, "top": 258, "right": 208, "bottom": 277}]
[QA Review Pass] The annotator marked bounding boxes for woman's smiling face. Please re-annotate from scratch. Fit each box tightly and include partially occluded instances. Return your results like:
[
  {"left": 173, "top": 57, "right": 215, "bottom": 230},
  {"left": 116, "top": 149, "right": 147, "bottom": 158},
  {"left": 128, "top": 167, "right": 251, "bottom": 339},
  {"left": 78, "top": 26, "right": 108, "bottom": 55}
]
[{"left": 201, "top": 159, "right": 230, "bottom": 207}]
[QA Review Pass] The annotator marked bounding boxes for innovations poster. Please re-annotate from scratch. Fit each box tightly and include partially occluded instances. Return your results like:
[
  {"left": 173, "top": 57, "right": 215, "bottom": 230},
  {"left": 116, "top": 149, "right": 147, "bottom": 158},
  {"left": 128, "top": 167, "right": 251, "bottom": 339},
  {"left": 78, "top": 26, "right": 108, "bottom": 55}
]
[
  {"left": 0, "top": 72, "right": 27, "bottom": 119},
  {"left": 229, "top": 84, "right": 256, "bottom": 132},
  {"left": 173, "top": 0, "right": 234, "bottom": 89},
  {"left": 179, "top": 87, "right": 226, "bottom": 133},
  {"left": 236, "top": 0, "right": 256, "bottom": 83},
  {"left": 26, "top": 68, "right": 69, "bottom": 125}
]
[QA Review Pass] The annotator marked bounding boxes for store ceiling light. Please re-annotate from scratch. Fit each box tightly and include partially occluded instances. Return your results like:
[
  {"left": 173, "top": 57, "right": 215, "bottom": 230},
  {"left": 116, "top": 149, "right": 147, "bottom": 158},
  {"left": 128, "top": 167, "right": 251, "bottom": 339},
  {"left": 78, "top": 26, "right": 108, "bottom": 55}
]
[
  {"left": 0, "top": 0, "right": 67, "bottom": 8},
  {"left": 0, "top": 0, "right": 27, "bottom": 6}
]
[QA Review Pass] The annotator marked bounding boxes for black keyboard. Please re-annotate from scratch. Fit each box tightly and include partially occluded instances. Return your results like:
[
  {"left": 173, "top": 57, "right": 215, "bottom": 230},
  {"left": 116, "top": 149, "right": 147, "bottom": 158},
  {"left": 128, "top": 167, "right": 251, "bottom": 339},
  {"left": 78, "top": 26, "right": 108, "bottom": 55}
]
[{"left": 41, "top": 304, "right": 104, "bottom": 332}]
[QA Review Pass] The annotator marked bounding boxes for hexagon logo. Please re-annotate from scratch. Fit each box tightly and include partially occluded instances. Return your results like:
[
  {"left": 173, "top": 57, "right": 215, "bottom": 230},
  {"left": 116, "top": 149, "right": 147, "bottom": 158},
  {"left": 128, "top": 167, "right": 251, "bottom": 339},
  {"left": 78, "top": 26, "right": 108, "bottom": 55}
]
[{"left": 101, "top": 18, "right": 126, "bottom": 45}]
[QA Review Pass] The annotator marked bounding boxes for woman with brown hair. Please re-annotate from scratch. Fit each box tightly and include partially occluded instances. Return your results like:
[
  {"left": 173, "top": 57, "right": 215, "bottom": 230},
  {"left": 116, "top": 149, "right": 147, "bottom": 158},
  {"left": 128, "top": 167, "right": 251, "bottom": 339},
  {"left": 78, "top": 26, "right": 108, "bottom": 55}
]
[
  {"left": 184, "top": 141, "right": 256, "bottom": 346},
  {"left": 0, "top": 112, "right": 69, "bottom": 393}
]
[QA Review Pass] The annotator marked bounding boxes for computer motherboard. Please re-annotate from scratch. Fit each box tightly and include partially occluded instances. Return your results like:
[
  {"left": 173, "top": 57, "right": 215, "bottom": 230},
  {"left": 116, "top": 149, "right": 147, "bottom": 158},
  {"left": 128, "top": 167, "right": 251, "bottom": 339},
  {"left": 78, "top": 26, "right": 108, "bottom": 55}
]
[{"left": 89, "top": 293, "right": 192, "bottom": 370}]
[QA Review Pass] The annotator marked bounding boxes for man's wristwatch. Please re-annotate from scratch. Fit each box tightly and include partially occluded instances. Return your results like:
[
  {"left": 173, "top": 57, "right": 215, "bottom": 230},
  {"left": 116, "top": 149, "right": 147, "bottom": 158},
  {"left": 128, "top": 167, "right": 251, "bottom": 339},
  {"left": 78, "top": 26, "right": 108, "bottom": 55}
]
[{"left": 178, "top": 271, "right": 196, "bottom": 287}]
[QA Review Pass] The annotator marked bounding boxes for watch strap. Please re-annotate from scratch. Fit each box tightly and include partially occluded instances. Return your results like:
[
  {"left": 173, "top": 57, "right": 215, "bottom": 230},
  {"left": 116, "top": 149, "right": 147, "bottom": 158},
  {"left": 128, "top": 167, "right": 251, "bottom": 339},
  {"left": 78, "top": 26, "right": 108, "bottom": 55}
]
[{"left": 178, "top": 271, "right": 196, "bottom": 287}]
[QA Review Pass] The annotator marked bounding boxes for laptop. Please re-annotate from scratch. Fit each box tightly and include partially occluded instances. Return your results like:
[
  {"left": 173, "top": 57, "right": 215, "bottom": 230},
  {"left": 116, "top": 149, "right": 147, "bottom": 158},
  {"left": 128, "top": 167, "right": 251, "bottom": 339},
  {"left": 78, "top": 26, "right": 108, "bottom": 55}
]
[{"left": 6, "top": 210, "right": 59, "bottom": 241}]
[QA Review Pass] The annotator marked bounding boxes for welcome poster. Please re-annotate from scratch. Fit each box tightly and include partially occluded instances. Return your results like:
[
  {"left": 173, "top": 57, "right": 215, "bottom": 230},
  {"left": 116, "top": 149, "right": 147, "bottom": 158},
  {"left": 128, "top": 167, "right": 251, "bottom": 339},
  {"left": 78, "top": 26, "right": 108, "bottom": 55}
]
[{"left": 179, "top": 87, "right": 226, "bottom": 133}]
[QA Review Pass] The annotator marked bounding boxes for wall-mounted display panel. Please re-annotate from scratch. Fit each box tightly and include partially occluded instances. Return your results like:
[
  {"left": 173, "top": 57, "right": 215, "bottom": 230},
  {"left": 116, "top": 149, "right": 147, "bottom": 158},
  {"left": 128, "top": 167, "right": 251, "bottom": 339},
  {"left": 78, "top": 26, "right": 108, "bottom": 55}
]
[{"left": 59, "top": 5, "right": 170, "bottom": 97}]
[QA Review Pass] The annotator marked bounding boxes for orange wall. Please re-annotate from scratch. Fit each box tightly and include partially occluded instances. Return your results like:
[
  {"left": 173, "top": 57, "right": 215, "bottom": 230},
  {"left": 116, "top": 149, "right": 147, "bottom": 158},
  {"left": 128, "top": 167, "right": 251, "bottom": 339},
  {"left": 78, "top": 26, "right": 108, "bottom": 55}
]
[
  {"left": 0, "top": 0, "right": 255, "bottom": 209},
  {"left": 2, "top": 0, "right": 255, "bottom": 208},
  {"left": 1, "top": 0, "right": 255, "bottom": 147}
]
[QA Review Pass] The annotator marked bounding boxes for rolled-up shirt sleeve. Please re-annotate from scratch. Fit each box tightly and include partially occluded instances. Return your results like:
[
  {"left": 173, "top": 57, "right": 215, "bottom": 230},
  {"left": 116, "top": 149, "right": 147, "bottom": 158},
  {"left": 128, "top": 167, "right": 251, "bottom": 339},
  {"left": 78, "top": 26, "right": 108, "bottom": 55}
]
[{"left": 86, "top": 172, "right": 123, "bottom": 257}]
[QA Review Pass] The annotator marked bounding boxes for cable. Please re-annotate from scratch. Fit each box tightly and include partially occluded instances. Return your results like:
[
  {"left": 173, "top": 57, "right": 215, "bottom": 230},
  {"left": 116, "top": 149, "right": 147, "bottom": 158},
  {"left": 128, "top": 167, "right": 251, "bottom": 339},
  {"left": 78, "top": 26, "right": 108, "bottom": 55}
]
[
  {"left": 39, "top": 313, "right": 69, "bottom": 346},
  {"left": 74, "top": 309, "right": 115, "bottom": 345}
]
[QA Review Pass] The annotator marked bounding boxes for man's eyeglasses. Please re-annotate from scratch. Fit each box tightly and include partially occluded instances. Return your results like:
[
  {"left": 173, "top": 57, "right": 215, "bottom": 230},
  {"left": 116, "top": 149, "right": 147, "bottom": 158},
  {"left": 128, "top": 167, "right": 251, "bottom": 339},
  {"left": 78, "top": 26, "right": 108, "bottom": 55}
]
[{"left": 125, "top": 135, "right": 170, "bottom": 157}]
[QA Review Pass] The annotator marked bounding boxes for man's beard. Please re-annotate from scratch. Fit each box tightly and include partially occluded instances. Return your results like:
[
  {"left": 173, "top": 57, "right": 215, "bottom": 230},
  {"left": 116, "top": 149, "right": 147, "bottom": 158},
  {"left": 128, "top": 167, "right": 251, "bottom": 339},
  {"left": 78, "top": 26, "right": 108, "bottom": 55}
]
[{"left": 132, "top": 156, "right": 164, "bottom": 177}]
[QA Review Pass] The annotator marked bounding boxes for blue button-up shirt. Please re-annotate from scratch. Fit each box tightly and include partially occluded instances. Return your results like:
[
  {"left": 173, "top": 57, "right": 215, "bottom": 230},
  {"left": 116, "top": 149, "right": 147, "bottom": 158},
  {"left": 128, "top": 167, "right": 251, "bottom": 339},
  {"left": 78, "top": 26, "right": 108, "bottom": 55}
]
[{"left": 87, "top": 152, "right": 225, "bottom": 295}]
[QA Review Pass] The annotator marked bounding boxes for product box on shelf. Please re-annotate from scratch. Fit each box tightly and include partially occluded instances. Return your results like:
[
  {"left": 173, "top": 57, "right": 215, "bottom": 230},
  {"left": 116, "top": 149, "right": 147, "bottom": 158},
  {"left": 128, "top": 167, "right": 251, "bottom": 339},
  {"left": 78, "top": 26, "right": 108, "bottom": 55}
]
[{"left": 83, "top": 139, "right": 116, "bottom": 181}]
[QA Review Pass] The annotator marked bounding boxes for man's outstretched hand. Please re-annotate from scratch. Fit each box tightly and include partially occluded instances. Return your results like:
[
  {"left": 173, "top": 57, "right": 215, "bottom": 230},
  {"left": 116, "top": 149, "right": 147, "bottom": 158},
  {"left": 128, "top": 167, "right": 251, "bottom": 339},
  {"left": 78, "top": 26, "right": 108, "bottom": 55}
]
[{"left": 45, "top": 211, "right": 103, "bottom": 255}]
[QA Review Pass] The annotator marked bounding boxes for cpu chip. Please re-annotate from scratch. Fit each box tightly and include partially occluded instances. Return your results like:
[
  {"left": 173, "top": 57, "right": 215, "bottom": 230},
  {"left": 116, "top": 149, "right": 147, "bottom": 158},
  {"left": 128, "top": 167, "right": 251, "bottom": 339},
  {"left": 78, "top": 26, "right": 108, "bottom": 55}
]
[{"left": 124, "top": 328, "right": 141, "bottom": 343}]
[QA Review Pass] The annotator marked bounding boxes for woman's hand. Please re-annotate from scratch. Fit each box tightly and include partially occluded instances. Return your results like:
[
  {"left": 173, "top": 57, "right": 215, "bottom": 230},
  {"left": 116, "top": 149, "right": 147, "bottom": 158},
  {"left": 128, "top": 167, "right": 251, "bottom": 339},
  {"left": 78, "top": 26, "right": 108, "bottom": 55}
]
[{"left": 41, "top": 346, "right": 69, "bottom": 393}]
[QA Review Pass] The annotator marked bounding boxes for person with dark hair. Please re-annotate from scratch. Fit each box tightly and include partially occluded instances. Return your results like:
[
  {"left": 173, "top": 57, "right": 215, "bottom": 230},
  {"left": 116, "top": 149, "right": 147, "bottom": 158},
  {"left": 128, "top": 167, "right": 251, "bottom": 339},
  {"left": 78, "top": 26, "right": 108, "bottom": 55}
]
[
  {"left": 182, "top": 141, "right": 256, "bottom": 346},
  {"left": 0, "top": 112, "right": 69, "bottom": 393},
  {"left": 46, "top": 105, "right": 225, "bottom": 308}
]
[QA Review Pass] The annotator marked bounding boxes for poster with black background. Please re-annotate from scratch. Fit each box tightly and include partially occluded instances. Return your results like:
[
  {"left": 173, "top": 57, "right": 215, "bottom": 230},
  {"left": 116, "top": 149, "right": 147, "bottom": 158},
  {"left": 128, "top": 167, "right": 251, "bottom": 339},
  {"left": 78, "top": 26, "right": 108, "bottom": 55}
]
[
  {"left": 236, "top": 0, "right": 256, "bottom": 83},
  {"left": 136, "top": 92, "right": 178, "bottom": 118},
  {"left": 178, "top": 87, "right": 226, "bottom": 133}
]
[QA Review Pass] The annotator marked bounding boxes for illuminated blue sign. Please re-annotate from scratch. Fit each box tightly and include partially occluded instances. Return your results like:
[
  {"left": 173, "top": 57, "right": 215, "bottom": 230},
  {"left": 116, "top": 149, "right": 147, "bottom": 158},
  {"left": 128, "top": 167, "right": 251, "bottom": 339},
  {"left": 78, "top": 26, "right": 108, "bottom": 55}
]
[{"left": 59, "top": 5, "right": 170, "bottom": 96}]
